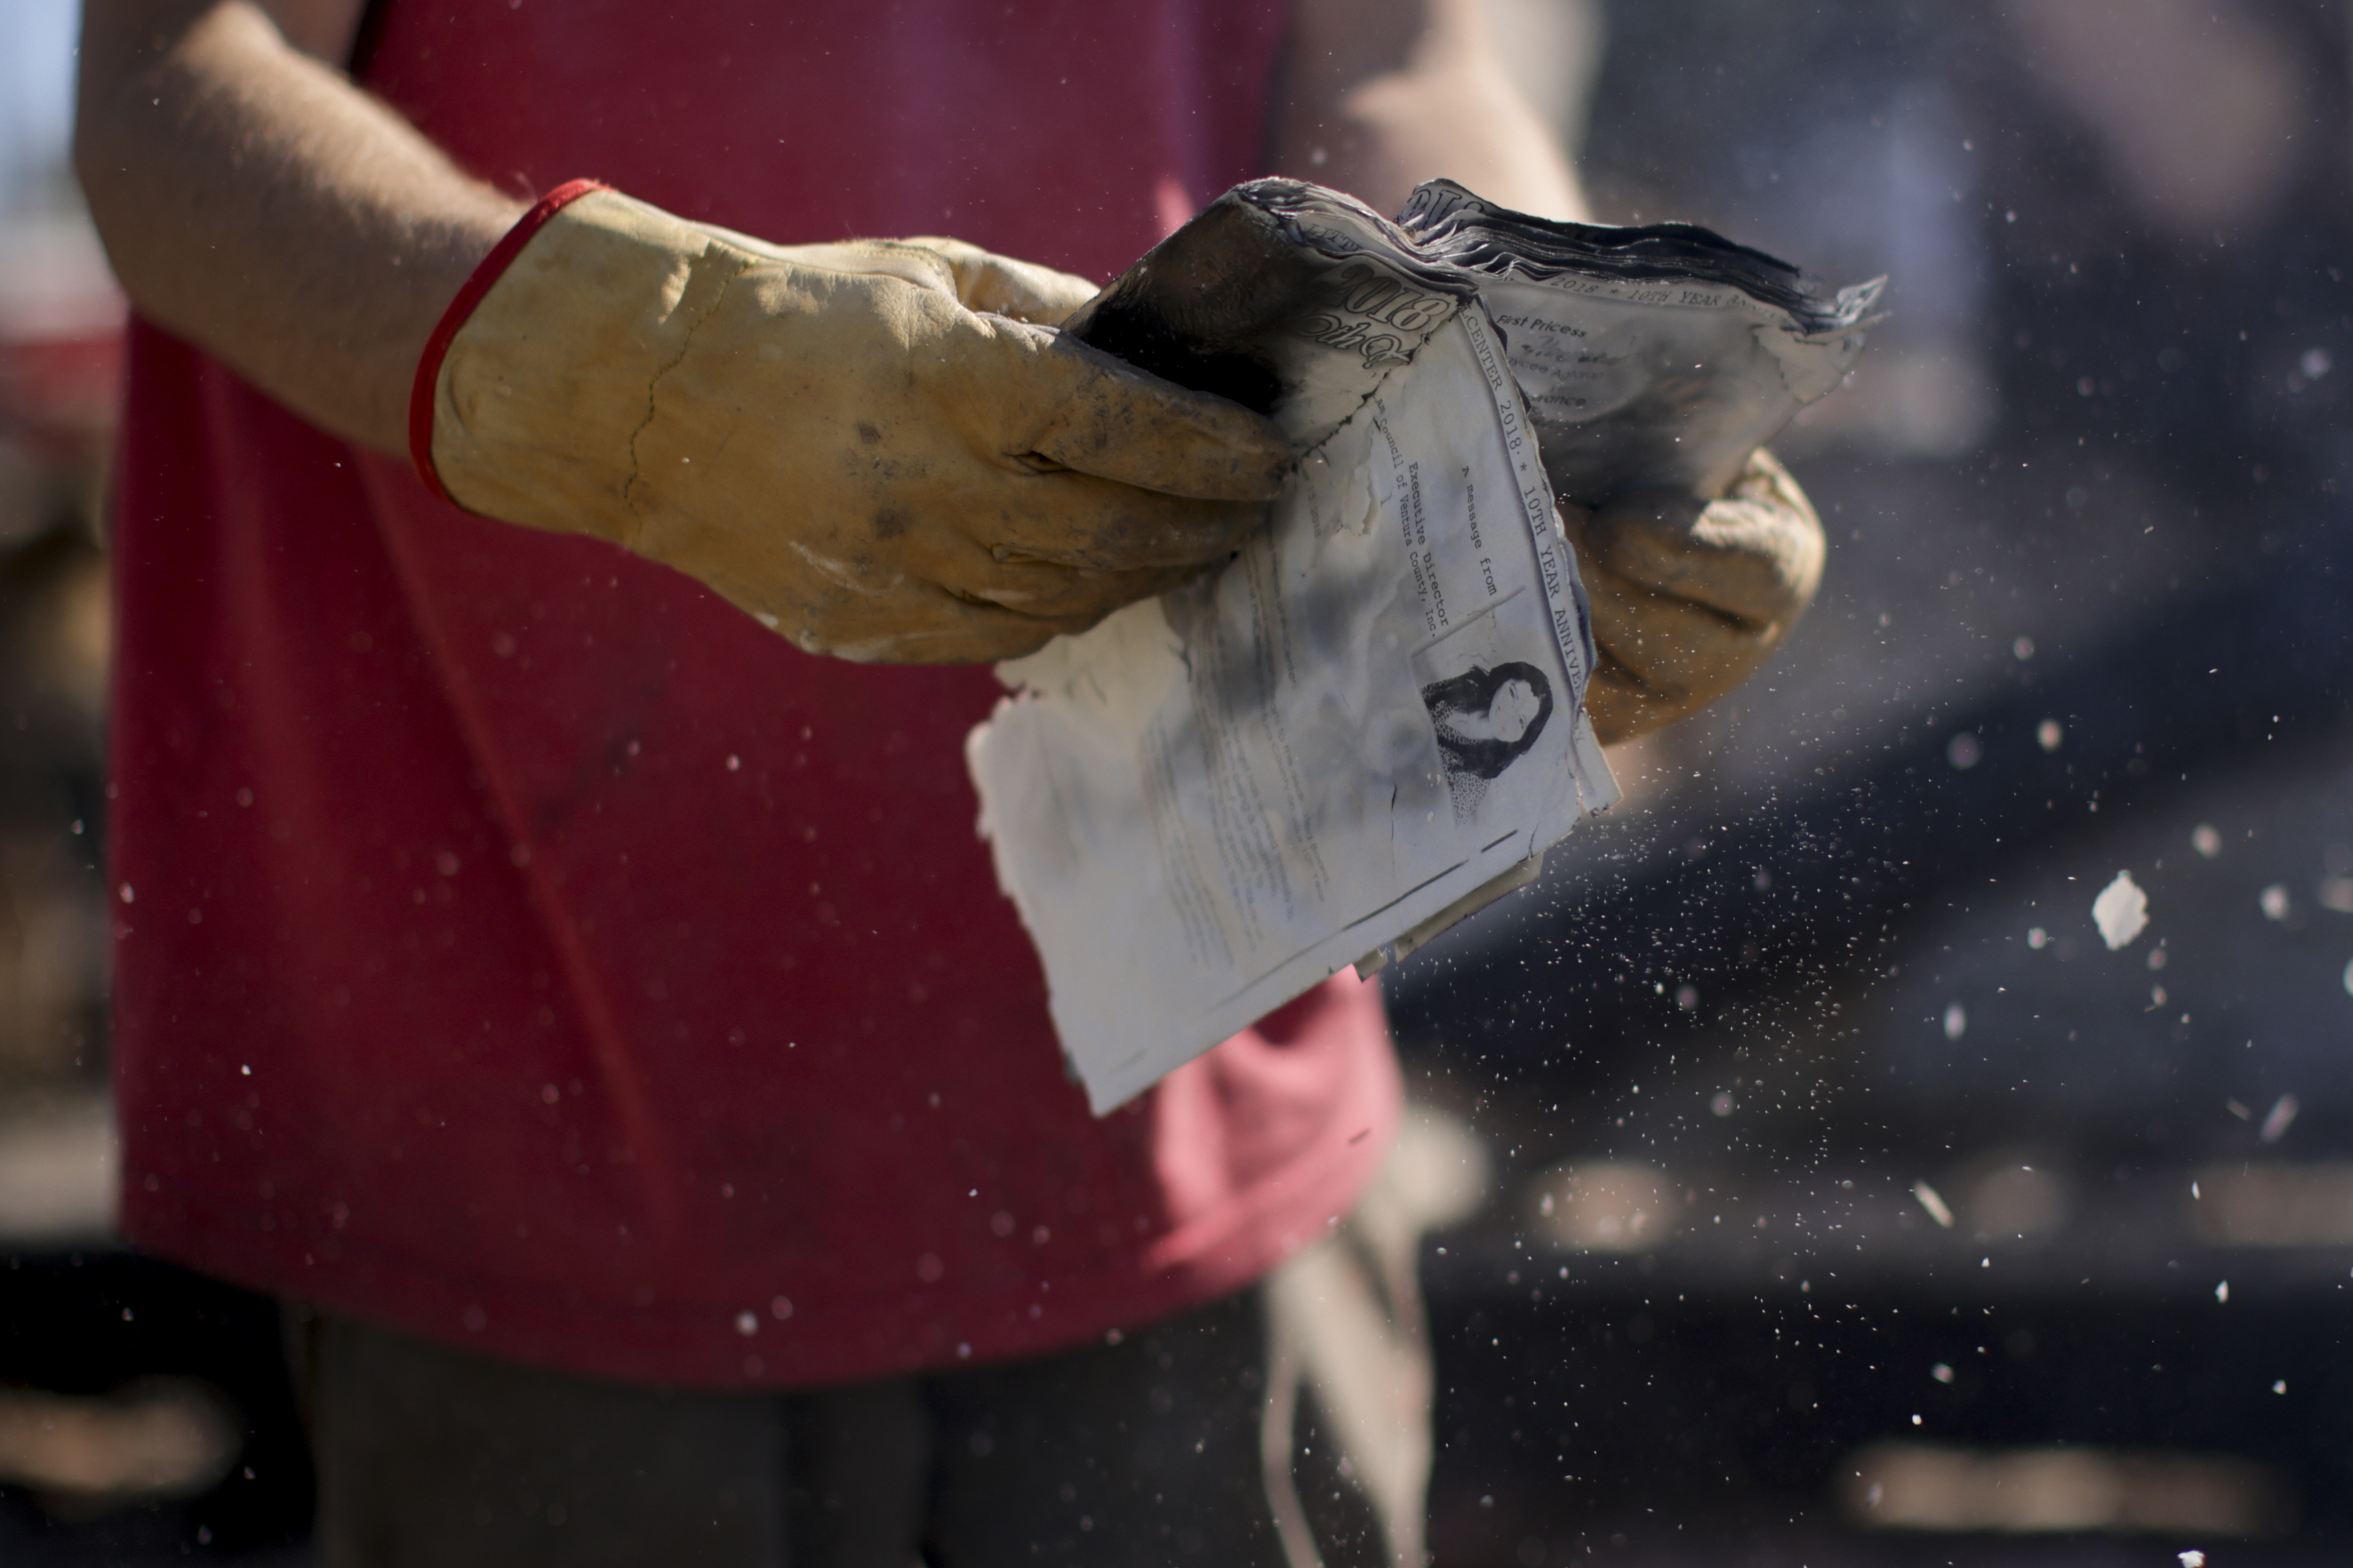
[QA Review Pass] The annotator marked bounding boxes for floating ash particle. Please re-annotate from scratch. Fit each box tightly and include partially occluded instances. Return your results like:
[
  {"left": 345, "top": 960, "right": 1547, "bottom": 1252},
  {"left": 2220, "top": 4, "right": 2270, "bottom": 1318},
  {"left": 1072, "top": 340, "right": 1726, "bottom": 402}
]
[{"left": 2093, "top": 871, "right": 2149, "bottom": 949}]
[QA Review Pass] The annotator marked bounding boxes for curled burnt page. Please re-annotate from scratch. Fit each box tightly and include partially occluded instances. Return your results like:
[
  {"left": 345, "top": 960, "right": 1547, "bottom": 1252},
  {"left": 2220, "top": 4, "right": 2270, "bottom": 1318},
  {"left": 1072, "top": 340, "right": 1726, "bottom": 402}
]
[
  {"left": 1059, "top": 179, "right": 1478, "bottom": 451},
  {"left": 1399, "top": 179, "right": 1882, "bottom": 503}
]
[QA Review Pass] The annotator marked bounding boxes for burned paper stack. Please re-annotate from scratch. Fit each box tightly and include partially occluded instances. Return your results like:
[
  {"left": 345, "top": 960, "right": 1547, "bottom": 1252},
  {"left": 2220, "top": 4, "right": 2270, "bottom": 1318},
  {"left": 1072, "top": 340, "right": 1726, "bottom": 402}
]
[{"left": 967, "top": 179, "right": 1877, "bottom": 1111}]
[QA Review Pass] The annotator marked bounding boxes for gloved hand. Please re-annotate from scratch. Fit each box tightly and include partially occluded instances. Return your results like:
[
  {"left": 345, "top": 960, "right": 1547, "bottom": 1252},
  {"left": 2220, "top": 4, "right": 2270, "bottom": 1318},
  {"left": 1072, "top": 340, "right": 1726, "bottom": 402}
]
[
  {"left": 1562, "top": 447, "right": 1825, "bottom": 745},
  {"left": 417, "top": 187, "right": 1292, "bottom": 663}
]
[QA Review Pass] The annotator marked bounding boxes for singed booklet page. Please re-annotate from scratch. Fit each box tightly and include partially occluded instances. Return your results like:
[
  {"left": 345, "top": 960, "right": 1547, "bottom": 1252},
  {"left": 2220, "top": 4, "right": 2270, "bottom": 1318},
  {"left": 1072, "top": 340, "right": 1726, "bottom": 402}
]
[{"left": 966, "top": 181, "right": 1877, "bottom": 1111}]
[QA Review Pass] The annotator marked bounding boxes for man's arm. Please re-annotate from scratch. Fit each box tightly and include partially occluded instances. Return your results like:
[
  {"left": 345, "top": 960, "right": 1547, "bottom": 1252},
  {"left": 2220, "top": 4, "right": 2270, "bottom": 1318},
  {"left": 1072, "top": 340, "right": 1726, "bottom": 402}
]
[
  {"left": 76, "top": 0, "right": 521, "bottom": 454},
  {"left": 83, "top": 0, "right": 1575, "bottom": 459},
  {"left": 1266, "top": 0, "right": 1589, "bottom": 222},
  {"left": 74, "top": 1, "right": 1292, "bottom": 663}
]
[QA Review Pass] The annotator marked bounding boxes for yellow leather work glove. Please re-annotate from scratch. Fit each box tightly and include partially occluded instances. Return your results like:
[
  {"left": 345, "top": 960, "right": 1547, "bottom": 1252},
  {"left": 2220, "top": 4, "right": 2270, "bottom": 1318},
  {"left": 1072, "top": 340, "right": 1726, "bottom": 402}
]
[
  {"left": 1563, "top": 448, "right": 1825, "bottom": 745},
  {"left": 417, "top": 187, "right": 1292, "bottom": 663}
]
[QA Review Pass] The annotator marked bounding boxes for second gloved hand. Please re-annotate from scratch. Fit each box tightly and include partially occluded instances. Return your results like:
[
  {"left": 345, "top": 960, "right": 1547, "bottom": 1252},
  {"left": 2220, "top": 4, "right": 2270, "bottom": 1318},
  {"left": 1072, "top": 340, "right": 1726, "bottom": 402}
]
[
  {"left": 419, "top": 188, "right": 1292, "bottom": 663},
  {"left": 1564, "top": 448, "right": 1826, "bottom": 745}
]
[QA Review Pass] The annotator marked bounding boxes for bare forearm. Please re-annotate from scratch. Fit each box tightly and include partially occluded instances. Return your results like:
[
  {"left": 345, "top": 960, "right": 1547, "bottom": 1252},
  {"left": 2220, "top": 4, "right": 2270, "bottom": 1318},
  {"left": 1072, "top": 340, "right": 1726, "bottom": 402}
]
[
  {"left": 1267, "top": 0, "right": 1589, "bottom": 222},
  {"left": 75, "top": 1, "right": 523, "bottom": 453}
]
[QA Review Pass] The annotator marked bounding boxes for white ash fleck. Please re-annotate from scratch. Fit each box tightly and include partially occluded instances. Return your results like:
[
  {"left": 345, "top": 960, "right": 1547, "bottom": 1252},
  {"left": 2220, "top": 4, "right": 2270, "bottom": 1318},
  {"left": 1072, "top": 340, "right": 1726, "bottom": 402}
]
[{"left": 2092, "top": 869, "right": 2149, "bottom": 949}]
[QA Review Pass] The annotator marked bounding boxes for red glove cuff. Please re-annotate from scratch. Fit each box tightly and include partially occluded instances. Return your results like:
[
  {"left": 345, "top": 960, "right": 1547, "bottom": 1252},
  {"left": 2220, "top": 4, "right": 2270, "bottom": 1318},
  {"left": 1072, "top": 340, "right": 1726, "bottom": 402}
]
[{"left": 408, "top": 179, "right": 612, "bottom": 502}]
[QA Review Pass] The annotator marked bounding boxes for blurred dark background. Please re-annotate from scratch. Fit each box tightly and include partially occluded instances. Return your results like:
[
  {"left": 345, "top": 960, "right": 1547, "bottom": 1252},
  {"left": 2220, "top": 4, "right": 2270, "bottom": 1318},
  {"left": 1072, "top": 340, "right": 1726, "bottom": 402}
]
[
  {"left": 3, "top": 0, "right": 2352, "bottom": 1561},
  {"left": 1399, "top": 0, "right": 2353, "bottom": 1562}
]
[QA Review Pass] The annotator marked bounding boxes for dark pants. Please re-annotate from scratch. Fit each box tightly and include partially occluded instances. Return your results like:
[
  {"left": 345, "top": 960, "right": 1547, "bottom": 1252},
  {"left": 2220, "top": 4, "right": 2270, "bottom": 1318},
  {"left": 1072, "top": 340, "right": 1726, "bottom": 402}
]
[{"left": 288, "top": 1168, "right": 1432, "bottom": 1568}]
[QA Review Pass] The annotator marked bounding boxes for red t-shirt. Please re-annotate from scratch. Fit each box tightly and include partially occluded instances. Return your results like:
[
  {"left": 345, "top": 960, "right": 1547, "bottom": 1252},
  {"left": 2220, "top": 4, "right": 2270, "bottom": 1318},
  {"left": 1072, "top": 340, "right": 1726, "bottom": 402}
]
[{"left": 108, "top": 0, "right": 1401, "bottom": 1388}]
